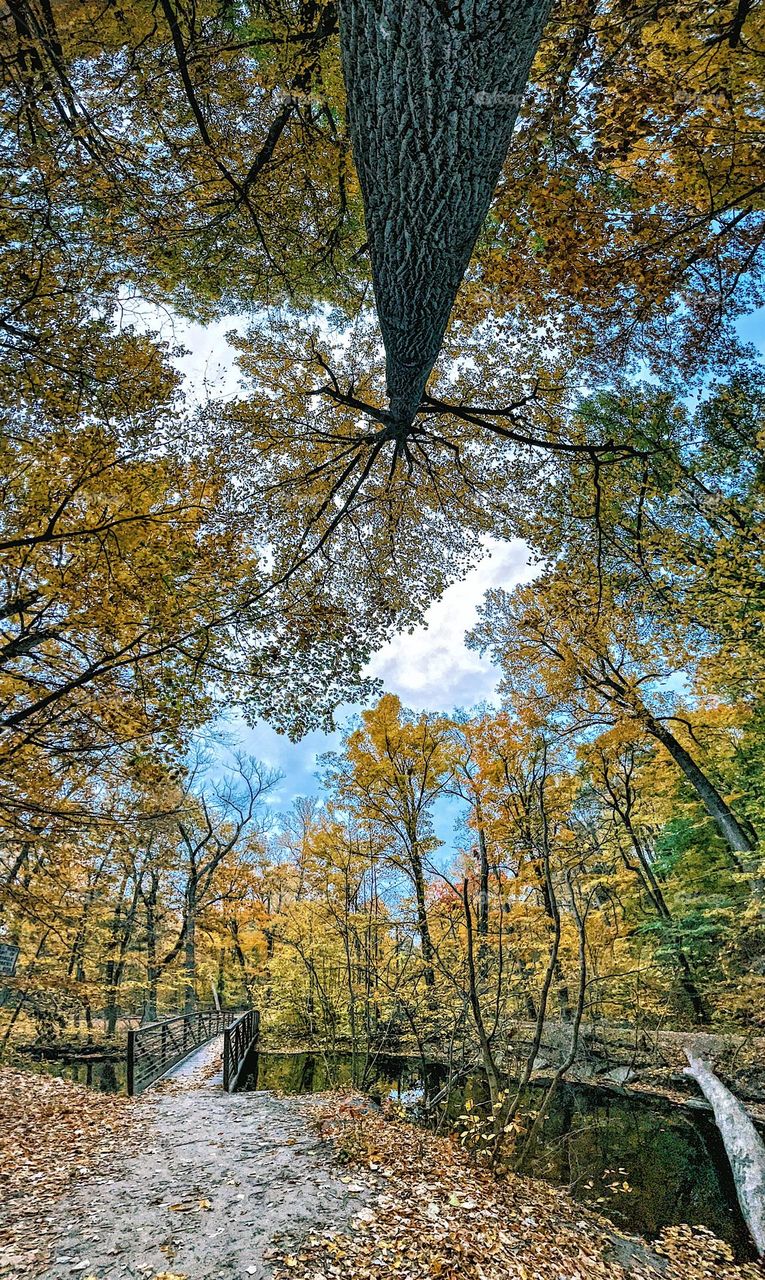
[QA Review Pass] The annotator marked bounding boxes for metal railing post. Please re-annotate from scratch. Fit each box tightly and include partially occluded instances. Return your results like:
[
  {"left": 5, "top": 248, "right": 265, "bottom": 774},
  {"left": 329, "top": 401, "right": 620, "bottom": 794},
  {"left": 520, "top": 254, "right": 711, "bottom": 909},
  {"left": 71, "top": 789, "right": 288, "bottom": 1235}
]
[
  {"left": 127, "top": 1029, "right": 135, "bottom": 1096},
  {"left": 221, "top": 1007, "right": 259, "bottom": 1094}
]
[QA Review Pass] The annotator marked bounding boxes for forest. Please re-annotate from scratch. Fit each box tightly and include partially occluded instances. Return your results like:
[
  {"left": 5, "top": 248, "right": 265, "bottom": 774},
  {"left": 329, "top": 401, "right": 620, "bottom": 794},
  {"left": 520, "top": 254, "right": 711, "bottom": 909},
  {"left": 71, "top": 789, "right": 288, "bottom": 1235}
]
[{"left": 1, "top": 1, "right": 765, "bottom": 1278}]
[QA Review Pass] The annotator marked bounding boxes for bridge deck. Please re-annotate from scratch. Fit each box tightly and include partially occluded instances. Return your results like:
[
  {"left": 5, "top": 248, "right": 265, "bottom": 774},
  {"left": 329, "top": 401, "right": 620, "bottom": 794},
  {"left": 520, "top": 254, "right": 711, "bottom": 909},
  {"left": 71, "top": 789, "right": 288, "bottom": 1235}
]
[{"left": 164, "top": 1034, "right": 225, "bottom": 1088}]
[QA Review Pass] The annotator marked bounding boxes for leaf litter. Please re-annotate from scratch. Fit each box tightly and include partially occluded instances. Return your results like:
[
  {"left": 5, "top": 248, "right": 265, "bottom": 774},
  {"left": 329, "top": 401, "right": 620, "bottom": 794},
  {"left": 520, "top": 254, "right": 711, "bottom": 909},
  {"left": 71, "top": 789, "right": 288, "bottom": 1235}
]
[
  {"left": 3, "top": 1067, "right": 762, "bottom": 1280},
  {"left": 0, "top": 1067, "right": 136, "bottom": 1279},
  {"left": 270, "top": 1093, "right": 764, "bottom": 1280}
]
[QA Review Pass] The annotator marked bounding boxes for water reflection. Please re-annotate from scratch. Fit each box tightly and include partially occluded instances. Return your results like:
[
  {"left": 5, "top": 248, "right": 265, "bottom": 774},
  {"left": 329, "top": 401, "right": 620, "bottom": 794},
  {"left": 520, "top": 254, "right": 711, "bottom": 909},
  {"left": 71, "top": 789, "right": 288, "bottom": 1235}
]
[
  {"left": 22, "top": 1053, "right": 126, "bottom": 1093},
  {"left": 238, "top": 1049, "right": 751, "bottom": 1256}
]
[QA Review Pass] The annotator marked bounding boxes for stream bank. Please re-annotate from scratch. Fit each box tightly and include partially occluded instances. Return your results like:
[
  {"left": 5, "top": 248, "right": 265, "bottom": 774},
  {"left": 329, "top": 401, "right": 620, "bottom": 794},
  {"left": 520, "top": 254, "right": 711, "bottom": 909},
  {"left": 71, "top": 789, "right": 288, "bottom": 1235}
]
[
  {"left": 275, "top": 1100, "right": 764, "bottom": 1280},
  {"left": 2, "top": 1040, "right": 763, "bottom": 1280},
  {"left": 10, "top": 1028, "right": 763, "bottom": 1257},
  {"left": 238, "top": 1047, "right": 758, "bottom": 1255}
]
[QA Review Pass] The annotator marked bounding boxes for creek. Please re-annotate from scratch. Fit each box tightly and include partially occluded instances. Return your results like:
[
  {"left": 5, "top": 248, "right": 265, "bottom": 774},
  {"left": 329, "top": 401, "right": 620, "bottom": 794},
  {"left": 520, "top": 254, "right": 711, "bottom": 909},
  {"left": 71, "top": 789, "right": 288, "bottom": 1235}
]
[
  {"left": 20, "top": 1043, "right": 755, "bottom": 1257},
  {"left": 238, "top": 1048, "right": 754, "bottom": 1257},
  {"left": 20, "top": 1050, "right": 127, "bottom": 1092}
]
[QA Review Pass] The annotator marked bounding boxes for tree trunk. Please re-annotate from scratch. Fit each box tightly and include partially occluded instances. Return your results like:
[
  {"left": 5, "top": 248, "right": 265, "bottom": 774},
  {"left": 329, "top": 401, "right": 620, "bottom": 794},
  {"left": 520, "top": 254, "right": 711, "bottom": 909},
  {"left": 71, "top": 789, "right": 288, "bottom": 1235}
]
[
  {"left": 476, "top": 813, "right": 490, "bottom": 949},
  {"left": 337, "top": 0, "right": 552, "bottom": 428},
  {"left": 462, "top": 879, "right": 502, "bottom": 1104},
  {"left": 533, "top": 855, "right": 572, "bottom": 1019},
  {"left": 0, "top": 842, "right": 30, "bottom": 921},
  {"left": 645, "top": 715, "right": 755, "bottom": 863},
  {"left": 104, "top": 871, "right": 135, "bottom": 1036},
  {"left": 144, "top": 873, "right": 159, "bottom": 1022},
  {"left": 216, "top": 947, "right": 226, "bottom": 1009},
  {"left": 617, "top": 814, "right": 708, "bottom": 1023},
  {"left": 474, "top": 810, "right": 492, "bottom": 979},
  {"left": 685, "top": 1052, "right": 765, "bottom": 1255},
  {"left": 184, "top": 881, "right": 197, "bottom": 1015},
  {"left": 229, "top": 918, "right": 251, "bottom": 1001},
  {"left": 410, "top": 842, "right": 436, "bottom": 988}
]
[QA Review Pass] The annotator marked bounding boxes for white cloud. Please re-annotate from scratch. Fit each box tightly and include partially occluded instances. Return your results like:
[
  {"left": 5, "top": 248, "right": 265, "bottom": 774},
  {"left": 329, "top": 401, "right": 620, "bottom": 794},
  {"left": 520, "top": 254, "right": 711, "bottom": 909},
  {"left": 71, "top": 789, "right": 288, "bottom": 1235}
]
[
  {"left": 172, "top": 316, "right": 245, "bottom": 401},
  {"left": 223, "top": 539, "right": 535, "bottom": 804},
  {"left": 366, "top": 537, "right": 535, "bottom": 711},
  {"left": 115, "top": 299, "right": 246, "bottom": 403}
]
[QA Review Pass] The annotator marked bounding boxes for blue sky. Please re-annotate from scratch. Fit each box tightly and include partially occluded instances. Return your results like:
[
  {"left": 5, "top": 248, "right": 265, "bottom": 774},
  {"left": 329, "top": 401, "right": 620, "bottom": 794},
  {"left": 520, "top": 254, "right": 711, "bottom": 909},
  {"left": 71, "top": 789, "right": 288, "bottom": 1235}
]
[
  {"left": 229, "top": 535, "right": 536, "bottom": 849},
  {"left": 738, "top": 308, "right": 765, "bottom": 349}
]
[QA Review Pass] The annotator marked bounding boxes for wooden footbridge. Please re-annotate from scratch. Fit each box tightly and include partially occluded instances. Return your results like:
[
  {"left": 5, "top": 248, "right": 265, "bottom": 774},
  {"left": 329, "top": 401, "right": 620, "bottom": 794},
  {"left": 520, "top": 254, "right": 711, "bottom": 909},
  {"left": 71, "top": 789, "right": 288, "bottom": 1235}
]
[{"left": 127, "top": 1007, "right": 260, "bottom": 1095}]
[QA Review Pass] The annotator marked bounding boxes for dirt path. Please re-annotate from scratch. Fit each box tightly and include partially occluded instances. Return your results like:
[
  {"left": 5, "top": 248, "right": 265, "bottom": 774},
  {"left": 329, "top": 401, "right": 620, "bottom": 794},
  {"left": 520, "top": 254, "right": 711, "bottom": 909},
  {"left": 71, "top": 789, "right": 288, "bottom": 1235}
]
[{"left": 39, "top": 1038, "right": 365, "bottom": 1280}]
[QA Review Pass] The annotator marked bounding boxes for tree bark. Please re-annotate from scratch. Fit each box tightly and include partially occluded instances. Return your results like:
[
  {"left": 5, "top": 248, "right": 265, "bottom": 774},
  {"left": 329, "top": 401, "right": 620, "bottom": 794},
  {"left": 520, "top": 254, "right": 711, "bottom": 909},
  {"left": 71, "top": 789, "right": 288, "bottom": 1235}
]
[
  {"left": 104, "top": 870, "right": 142, "bottom": 1036},
  {"left": 462, "top": 878, "right": 502, "bottom": 1104},
  {"left": 337, "top": 0, "right": 552, "bottom": 428},
  {"left": 143, "top": 871, "right": 159, "bottom": 1022},
  {"left": 532, "top": 854, "right": 572, "bottom": 1019},
  {"left": 606, "top": 789, "right": 709, "bottom": 1023},
  {"left": 228, "top": 918, "right": 251, "bottom": 998},
  {"left": 0, "top": 842, "right": 31, "bottom": 921},
  {"left": 645, "top": 715, "right": 755, "bottom": 863},
  {"left": 476, "top": 815, "right": 490, "bottom": 944},
  {"left": 183, "top": 879, "right": 197, "bottom": 1015},
  {"left": 685, "top": 1052, "right": 765, "bottom": 1255},
  {"left": 410, "top": 840, "right": 436, "bottom": 988}
]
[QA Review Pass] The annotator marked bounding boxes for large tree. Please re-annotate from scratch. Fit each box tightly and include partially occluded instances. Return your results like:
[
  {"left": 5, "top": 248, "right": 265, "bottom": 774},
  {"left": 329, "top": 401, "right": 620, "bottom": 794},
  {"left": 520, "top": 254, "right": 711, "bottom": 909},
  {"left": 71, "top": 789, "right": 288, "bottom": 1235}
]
[
  {"left": 323, "top": 693, "right": 454, "bottom": 989},
  {"left": 337, "top": 0, "right": 552, "bottom": 429}
]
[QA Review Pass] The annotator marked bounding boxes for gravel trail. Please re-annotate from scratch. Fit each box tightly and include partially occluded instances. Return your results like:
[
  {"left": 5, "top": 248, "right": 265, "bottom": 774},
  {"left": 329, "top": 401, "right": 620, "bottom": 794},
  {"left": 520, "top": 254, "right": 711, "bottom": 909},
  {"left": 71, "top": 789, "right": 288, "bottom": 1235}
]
[{"left": 39, "top": 1039, "right": 363, "bottom": 1280}]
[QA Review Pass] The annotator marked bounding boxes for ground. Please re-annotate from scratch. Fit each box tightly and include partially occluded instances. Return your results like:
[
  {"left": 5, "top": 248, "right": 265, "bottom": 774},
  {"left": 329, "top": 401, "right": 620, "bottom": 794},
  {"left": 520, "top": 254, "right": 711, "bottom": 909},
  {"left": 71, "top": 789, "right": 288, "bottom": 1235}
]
[
  {"left": 295, "top": 1100, "right": 765, "bottom": 1280},
  {"left": 1, "top": 1039, "right": 763, "bottom": 1280},
  {"left": 1, "top": 1040, "right": 364, "bottom": 1280}
]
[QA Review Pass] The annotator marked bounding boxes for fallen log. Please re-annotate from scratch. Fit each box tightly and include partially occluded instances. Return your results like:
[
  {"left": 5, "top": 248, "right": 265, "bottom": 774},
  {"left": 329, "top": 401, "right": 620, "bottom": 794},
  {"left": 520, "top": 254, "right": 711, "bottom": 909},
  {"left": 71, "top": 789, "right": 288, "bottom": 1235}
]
[{"left": 685, "top": 1050, "right": 765, "bottom": 1255}]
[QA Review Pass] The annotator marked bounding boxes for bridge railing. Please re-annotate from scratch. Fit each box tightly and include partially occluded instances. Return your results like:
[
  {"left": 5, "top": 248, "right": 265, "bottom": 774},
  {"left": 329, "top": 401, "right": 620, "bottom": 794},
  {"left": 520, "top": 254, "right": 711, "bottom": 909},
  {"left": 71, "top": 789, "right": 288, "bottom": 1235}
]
[
  {"left": 223, "top": 1008, "right": 260, "bottom": 1092},
  {"left": 127, "top": 1009, "right": 238, "bottom": 1095}
]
